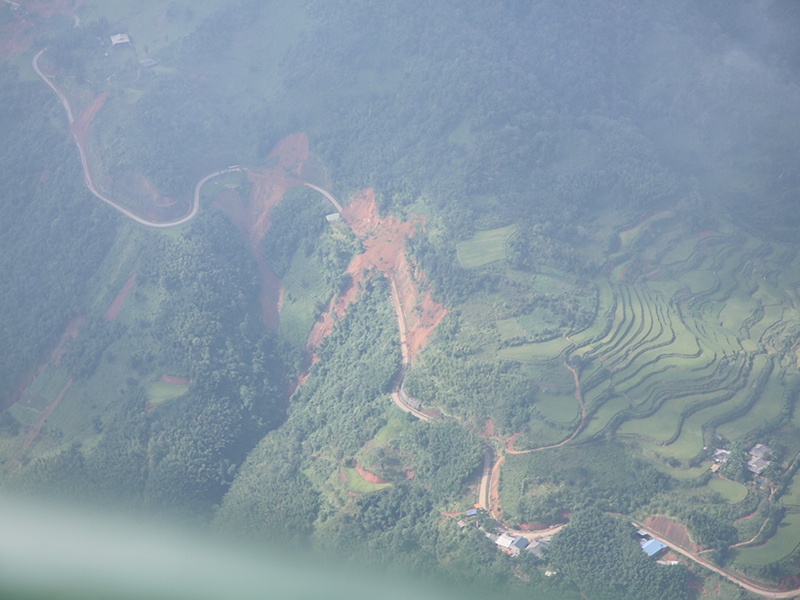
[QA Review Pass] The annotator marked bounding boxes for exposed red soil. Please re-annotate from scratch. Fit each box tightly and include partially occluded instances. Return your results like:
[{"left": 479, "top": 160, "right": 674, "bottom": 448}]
[
  {"left": 404, "top": 470, "right": 414, "bottom": 480},
  {"left": 0, "top": 19, "right": 34, "bottom": 60},
  {"left": 4, "top": 315, "right": 83, "bottom": 411},
  {"left": 19, "top": 376, "right": 72, "bottom": 455},
  {"left": 662, "top": 552, "right": 679, "bottom": 562},
  {"left": 305, "top": 188, "right": 446, "bottom": 362},
  {"left": 645, "top": 516, "right": 700, "bottom": 551},
  {"left": 735, "top": 509, "right": 758, "bottom": 523},
  {"left": 353, "top": 460, "right": 389, "bottom": 485},
  {"left": 516, "top": 522, "right": 550, "bottom": 532},
  {"left": 71, "top": 91, "right": 107, "bottom": 149},
  {"left": 488, "top": 455, "right": 505, "bottom": 519},
  {"left": 157, "top": 374, "right": 191, "bottom": 385},
  {"left": 338, "top": 468, "right": 346, "bottom": 483},
  {"left": 103, "top": 272, "right": 136, "bottom": 321},
  {"left": 0, "top": 1, "right": 84, "bottom": 60},
  {"left": 246, "top": 133, "right": 308, "bottom": 247},
  {"left": 483, "top": 418, "right": 495, "bottom": 438},
  {"left": 213, "top": 133, "right": 309, "bottom": 329}
]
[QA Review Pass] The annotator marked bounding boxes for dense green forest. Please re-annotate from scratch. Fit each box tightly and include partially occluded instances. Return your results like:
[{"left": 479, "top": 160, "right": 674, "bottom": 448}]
[
  {"left": 547, "top": 508, "right": 688, "bottom": 600},
  {"left": 0, "top": 64, "right": 116, "bottom": 406},
  {"left": 3, "top": 0, "right": 800, "bottom": 597}
]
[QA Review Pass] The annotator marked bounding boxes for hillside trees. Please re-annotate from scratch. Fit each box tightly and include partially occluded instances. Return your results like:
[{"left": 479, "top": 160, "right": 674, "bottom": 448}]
[
  {"left": 0, "top": 64, "right": 116, "bottom": 405},
  {"left": 7, "top": 208, "right": 286, "bottom": 518},
  {"left": 216, "top": 275, "right": 400, "bottom": 538},
  {"left": 546, "top": 507, "right": 688, "bottom": 600}
]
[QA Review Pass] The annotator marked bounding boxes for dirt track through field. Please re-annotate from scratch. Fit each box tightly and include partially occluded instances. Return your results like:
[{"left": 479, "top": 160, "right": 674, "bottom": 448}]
[{"left": 506, "top": 362, "right": 585, "bottom": 454}]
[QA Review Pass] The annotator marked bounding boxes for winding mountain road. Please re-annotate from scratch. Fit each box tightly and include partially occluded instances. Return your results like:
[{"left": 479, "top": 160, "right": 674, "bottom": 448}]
[
  {"left": 33, "top": 48, "right": 241, "bottom": 228},
  {"left": 37, "top": 45, "right": 792, "bottom": 599}
]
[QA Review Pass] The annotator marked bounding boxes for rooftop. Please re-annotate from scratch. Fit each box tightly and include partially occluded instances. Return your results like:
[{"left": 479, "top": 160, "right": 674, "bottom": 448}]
[
  {"left": 642, "top": 539, "right": 667, "bottom": 557},
  {"left": 748, "top": 457, "right": 770, "bottom": 474}
]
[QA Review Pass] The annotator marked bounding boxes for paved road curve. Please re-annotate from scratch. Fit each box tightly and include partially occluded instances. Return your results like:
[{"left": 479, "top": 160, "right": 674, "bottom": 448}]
[
  {"left": 304, "top": 183, "right": 343, "bottom": 213},
  {"left": 33, "top": 48, "right": 241, "bottom": 228}
]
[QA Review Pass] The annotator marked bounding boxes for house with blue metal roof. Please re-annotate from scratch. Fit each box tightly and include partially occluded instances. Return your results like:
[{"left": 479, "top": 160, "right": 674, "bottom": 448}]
[{"left": 641, "top": 539, "right": 667, "bottom": 557}]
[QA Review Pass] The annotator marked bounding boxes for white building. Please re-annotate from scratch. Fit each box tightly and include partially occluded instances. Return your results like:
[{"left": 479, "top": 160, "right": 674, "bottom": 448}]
[{"left": 110, "top": 34, "right": 130, "bottom": 46}]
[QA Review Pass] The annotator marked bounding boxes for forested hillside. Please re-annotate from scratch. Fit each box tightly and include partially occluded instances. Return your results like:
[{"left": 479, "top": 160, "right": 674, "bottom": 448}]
[{"left": 2, "top": 0, "right": 800, "bottom": 598}]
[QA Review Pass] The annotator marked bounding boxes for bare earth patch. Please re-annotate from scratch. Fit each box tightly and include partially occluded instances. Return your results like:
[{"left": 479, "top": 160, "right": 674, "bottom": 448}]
[
  {"left": 353, "top": 460, "right": 389, "bottom": 485},
  {"left": 305, "top": 188, "right": 446, "bottom": 361},
  {"left": 214, "top": 133, "right": 309, "bottom": 329},
  {"left": 645, "top": 515, "right": 700, "bottom": 551},
  {"left": 0, "top": 20, "right": 34, "bottom": 60},
  {"left": 103, "top": 272, "right": 136, "bottom": 321}
]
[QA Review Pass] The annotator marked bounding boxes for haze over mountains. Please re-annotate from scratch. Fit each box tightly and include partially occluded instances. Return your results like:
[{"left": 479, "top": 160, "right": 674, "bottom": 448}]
[{"left": 1, "top": 1, "right": 800, "bottom": 598}]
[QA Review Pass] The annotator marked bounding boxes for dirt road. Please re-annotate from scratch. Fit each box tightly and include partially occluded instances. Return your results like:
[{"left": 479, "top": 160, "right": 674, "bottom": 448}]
[
  {"left": 631, "top": 519, "right": 800, "bottom": 598},
  {"left": 33, "top": 48, "right": 240, "bottom": 228},
  {"left": 477, "top": 448, "right": 492, "bottom": 509},
  {"left": 388, "top": 276, "right": 430, "bottom": 421}
]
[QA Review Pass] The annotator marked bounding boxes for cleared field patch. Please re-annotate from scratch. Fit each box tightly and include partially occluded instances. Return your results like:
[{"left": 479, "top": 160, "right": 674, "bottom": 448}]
[
  {"left": 736, "top": 511, "right": 800, "bottom": 565},
  {"left": 277, "top": 246, "right": 331, "bottom": 349},
  {"left": 706, "top": 477, "right": 747, "bottom": 503},
  {"left": 456, "top": 225, "right": 516, "bottom": 268},
  {"left": 372, "top": 413, "right": 413, "bottom": 447},
  {"left": 650, "top": 461, "right": 711, "bottom": 481},
  {"left": 342, "top": 466, "right": 391, "bottom": 494},
  {"left": 145, "top": 380, "right": 189, "bottom": 405},
  {"left": 536, "top": 394, "right": 579, "bottom": 423}
]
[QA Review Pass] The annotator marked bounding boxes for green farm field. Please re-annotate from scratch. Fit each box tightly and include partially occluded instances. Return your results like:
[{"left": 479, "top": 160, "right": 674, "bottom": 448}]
[
  {"left": 706, "top": 477, "right": 748, "bottom": 503},
  {"left": 497, "top": 214, "right": 800, "bottom": 461},
  {"left": 145, "top": 381, "right": 189, "bottom": 405},
  {"left": 736, "top": 511, "right": 800, "bottom": 565},
  {"left": 456, "top": 225, "right": 516, "bottom": 268}
]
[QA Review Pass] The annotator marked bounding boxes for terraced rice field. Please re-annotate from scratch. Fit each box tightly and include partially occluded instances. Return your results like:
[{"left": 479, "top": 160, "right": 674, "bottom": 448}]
[{"left": 504, "top": 215, "right": 800, "bottom": 462}]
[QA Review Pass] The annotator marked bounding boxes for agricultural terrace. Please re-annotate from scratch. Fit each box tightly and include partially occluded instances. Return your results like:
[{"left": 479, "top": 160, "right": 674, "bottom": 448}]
[
  {"left": 503, "top": 213, "right": 800, "bottom": 459},
  {"left": 457, "top": 225, "right": 516, "bottom": 268},
  {"left": 493, "top": 211, "right": 800, "bottom": 569}
]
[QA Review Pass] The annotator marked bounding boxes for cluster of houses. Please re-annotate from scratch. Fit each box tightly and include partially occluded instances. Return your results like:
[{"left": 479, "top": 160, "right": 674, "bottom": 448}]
[
  {"left": 712, "top": 443, "right": 772, "bottom": 475},
  {"left": 458, "top": 509, "right": 552, "bottom": 558},
  {"left": 490, "top": 531, "right": 553, "bottom": 558}
]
